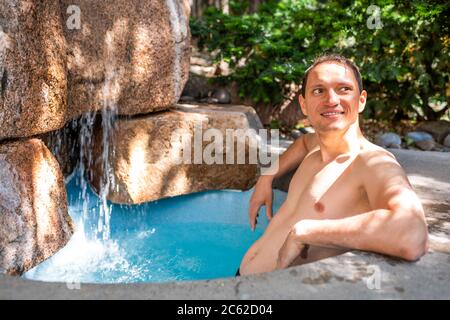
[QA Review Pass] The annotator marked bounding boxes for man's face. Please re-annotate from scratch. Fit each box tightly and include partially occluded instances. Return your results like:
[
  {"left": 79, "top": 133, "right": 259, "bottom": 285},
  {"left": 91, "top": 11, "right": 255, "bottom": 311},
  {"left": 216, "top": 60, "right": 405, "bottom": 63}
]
[{"left": 299, "top": 62, "right": 367, "bottom": 133}]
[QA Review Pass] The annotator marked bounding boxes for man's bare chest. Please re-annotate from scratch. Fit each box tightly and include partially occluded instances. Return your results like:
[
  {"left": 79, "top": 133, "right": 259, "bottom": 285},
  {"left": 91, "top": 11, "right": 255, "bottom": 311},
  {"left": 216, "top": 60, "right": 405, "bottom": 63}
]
[{"left": 285, "top": 154, "right": 371, "bottom": 220}]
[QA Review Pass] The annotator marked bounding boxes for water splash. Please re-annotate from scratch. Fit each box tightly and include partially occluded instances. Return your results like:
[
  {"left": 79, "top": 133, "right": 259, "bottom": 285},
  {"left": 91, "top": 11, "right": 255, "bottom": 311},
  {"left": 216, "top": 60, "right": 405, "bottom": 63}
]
[{"left": 23, "top": 218, "right": 136, "bottom": 284}]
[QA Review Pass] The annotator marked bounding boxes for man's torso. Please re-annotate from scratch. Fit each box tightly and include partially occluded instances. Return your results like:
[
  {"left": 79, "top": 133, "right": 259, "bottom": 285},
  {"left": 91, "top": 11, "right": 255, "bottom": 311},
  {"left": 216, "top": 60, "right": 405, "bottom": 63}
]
[{"left": 240, "top": 142, "right": 389, "bottom": 274}]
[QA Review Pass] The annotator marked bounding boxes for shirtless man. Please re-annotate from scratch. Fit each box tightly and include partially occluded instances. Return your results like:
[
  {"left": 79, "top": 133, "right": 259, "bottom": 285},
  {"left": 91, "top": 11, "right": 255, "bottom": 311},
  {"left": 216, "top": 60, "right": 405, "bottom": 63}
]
[{"left": 239, "top": 54, "right": 428, "bottom": 275}]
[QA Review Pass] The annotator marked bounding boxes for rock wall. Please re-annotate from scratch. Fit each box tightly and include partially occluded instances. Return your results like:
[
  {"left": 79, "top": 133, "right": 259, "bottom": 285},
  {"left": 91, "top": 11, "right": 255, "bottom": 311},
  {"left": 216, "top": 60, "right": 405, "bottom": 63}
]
[
  {"left": 0, "top": 0, "right": 67, "bottom": 140},
  {"left": 0, "top": 139, "right": 74, "bottom": 275},
  {"left": 0, "top": 0, "right": 191, "bottom": 140}
]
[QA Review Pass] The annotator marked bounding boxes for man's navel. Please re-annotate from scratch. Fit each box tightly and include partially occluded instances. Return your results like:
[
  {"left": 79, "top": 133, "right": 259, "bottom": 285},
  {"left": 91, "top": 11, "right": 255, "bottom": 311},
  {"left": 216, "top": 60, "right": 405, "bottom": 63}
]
[{"left": 314, "top": 201, "right": 325, "bottom": 213}]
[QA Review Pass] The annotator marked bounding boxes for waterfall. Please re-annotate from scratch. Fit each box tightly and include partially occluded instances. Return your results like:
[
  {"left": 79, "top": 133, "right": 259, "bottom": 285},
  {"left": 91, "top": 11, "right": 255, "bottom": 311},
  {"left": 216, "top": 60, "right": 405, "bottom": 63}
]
[
  {"left": 73, "top": 98, "right": 116, "bottom": 242},
  {"left": 97, "top": 106, "right": 116, "bottom": 241},
  {"left": 95, "top": 27, "right": 124, "bottom": 241},
  {"left": 74, "top": 35, "right": 121, "bottom": 242},
  {"left": 77, "top": 111, "right": 96, "bottom": 236}
]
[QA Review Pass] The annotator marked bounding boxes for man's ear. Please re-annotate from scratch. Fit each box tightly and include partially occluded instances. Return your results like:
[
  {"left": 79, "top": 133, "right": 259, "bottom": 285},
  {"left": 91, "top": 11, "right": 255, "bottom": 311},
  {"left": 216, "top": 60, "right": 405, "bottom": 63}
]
[
  {"left": 358, "top": 90, "right": 367, "bottom": 113},
  {"left": 299, "top": 94, "right": 308, "bottom": 116}
]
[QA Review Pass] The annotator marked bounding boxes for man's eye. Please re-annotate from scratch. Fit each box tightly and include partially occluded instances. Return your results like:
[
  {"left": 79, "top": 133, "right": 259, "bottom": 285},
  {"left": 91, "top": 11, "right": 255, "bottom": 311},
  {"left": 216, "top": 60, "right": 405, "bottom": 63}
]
[
  {"left": 340, "top": 87, "right": 351, "bottom": 92},
  {"left": 312, "top": 88, "right": 323, "bottom": 94}
]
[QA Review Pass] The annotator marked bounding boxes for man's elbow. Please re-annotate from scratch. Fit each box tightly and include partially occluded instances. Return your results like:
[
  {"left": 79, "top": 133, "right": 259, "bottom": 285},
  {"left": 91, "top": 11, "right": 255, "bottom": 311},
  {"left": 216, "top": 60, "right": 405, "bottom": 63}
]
[
  {"left": 398, "top": 216, "right": 429, "bottom": 262},
  {"left": 400, "top": 241, "right": 427, "bottom": 261}
]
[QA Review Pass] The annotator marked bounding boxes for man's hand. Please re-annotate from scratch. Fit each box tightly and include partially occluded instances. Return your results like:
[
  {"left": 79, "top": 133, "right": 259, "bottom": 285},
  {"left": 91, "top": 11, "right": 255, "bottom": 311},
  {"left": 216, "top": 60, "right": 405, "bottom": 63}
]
[
  {"left": 277, "top": 221, "right": 310, "bottom": 269},
  {"left": 248, "top": 176, "right": 274, "bottom": 231}
]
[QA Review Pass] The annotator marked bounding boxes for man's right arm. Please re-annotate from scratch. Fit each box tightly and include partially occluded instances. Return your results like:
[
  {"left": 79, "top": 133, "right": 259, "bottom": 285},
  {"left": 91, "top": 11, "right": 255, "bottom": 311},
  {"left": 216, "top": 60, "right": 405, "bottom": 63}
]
[{"left": 248, "top": 133, "right": 318, "bottom": 230}]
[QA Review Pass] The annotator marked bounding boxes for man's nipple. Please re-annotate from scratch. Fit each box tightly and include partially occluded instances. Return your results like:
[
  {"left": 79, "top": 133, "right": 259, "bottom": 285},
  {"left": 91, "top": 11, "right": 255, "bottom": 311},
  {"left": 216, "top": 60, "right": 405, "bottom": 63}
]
[{"left": 314, "top": 201, "right": 325, "bottom": 213}]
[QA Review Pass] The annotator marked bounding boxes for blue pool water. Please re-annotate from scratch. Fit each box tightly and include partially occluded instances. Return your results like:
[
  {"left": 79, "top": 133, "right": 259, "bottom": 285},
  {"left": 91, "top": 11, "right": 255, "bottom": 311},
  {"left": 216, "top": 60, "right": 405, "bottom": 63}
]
[{"left": 23, "top": 176, "right": 287, "bottom": 283}]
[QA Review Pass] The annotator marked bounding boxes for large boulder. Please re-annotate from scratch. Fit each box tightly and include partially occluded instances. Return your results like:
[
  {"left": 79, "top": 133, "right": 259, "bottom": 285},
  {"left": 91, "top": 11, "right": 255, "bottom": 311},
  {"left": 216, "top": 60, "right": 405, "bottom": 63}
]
[
  {"left": 0, "top": 139, "right": 73, "bottom": 275},
  {"left": 0, "top": 0, "right": 67, "bottom": 140},
  {"left": 61, "top": 0, "right": 191, "bottom": 119},
  {"left": 87, "top": 104, "right": 262, "bottom": 204},
  {"left": 0, "top": 0, "right": 191, "bottom": 140}
]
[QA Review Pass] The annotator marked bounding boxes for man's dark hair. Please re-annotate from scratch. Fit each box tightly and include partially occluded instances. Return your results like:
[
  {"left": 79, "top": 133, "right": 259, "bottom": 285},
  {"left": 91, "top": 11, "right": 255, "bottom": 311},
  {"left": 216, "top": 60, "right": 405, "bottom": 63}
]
[{"left": 300, "top": 53, "right": 363, "bottom": 98}]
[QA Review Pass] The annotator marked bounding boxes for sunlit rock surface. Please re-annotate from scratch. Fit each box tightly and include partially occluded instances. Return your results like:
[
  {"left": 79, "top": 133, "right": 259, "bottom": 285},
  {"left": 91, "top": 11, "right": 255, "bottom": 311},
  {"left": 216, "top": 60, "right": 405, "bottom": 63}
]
[
  {"left": 88, "top": 104, "right": 262, "bottom": 204},
  {"left": 0, "top": 0, "right": 67, "bottom": 140},
  {"left": 0, "top": 139, "right": 73, "bottom": 275},
  {"left": 0, "top": 0, "right": 191, "bottom": 140},
  {"left": 61, "top": 0, "right": 191, "bottom": 119}
]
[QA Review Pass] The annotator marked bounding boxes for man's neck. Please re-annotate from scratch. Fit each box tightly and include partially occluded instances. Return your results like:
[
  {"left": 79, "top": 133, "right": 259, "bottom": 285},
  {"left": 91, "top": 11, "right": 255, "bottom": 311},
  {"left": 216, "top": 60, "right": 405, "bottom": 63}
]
[{"left": 315, "top": 122, "right": 365, "bottom": 163}]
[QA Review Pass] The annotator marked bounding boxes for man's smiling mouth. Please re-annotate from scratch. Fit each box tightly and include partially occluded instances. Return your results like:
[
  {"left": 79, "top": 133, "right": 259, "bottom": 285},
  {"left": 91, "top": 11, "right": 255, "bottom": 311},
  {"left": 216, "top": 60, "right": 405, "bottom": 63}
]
[{"left": 320, "top": 111, "right": 345, "bottom": 117}]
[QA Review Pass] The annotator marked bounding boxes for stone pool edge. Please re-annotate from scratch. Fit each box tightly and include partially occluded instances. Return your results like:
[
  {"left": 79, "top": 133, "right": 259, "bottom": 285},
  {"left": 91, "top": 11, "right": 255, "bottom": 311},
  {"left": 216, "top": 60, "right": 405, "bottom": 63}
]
[{"left": 1, "top": 249, "right": 449, "bottom": 299}]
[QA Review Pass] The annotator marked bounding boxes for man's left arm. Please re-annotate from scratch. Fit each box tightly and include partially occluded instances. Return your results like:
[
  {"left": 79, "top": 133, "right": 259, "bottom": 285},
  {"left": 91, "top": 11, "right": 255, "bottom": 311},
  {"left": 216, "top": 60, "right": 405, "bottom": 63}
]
[{"left": 277, "top": 151, "right": 429, "bottom": 268}]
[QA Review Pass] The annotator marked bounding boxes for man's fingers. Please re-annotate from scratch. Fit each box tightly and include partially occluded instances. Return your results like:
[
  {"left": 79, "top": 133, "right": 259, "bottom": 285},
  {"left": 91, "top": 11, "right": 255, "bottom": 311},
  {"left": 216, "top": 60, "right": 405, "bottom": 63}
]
[{"left": 248, "top": 203, "right": 261, "bottom": 231}]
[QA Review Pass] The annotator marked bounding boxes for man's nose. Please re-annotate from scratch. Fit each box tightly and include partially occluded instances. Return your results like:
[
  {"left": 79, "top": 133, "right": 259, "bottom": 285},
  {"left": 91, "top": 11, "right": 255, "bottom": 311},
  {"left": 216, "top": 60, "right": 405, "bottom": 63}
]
[{"left": 324, "top": 89, "right": 340, "bottom": 106}]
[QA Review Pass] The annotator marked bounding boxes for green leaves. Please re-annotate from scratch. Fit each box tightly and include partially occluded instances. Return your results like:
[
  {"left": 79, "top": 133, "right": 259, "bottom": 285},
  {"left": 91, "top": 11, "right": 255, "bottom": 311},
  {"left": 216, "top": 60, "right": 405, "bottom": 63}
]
[{"left": 191, "top": 0, "right": 450, "bottom": 120}]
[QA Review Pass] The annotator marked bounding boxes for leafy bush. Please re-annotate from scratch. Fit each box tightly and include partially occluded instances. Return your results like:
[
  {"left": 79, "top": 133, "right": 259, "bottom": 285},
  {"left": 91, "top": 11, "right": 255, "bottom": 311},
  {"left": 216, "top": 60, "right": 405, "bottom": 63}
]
[{"left": 190, "top": 0, "right": 450, "bottom": 121}]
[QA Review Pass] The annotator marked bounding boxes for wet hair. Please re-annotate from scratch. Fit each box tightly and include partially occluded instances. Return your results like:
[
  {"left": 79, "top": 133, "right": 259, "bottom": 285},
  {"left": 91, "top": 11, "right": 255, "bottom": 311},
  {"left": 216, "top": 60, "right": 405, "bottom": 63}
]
[{"left": 300, "top": 53, "right": 363, "bottom": 98}]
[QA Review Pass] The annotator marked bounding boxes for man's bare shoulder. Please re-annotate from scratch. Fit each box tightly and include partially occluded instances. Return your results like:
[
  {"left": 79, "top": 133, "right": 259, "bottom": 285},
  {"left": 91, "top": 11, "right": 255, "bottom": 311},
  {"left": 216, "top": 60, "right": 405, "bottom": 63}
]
[
  {"left": 355, "top": 141, "right": 405, "bottom": 178},
  {"left": 358, "top": 141, "right": 398, "bottom": 166},
  {"left": 354, "top": 141, "right": 421, "bottom": 215}
]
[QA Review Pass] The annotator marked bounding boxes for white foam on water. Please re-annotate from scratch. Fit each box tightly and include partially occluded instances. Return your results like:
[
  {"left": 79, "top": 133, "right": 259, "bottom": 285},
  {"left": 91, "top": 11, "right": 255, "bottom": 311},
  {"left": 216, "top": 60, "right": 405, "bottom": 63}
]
[
  {"left": 137, "top": 228, "right": 156, "bottom": 239},
  {"left": 23, "top": 219, "right": 135, "bottom": 284}
]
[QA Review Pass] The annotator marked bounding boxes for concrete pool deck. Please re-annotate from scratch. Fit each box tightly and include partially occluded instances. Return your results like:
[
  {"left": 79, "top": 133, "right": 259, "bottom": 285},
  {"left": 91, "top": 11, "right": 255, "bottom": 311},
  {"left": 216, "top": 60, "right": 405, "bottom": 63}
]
[{"left": 1, "top": 148, "right": 449, "bottom": 299}]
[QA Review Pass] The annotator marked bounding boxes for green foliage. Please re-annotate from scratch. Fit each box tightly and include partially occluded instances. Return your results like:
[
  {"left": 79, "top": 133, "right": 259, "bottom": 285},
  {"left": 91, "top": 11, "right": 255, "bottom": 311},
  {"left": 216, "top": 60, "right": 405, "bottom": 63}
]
[
  {"left": 270, "top": 119, "right": 282, "bottom": 129},
  {"left": 190, "top": 0, "right": 450, "bottom": 120}
]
